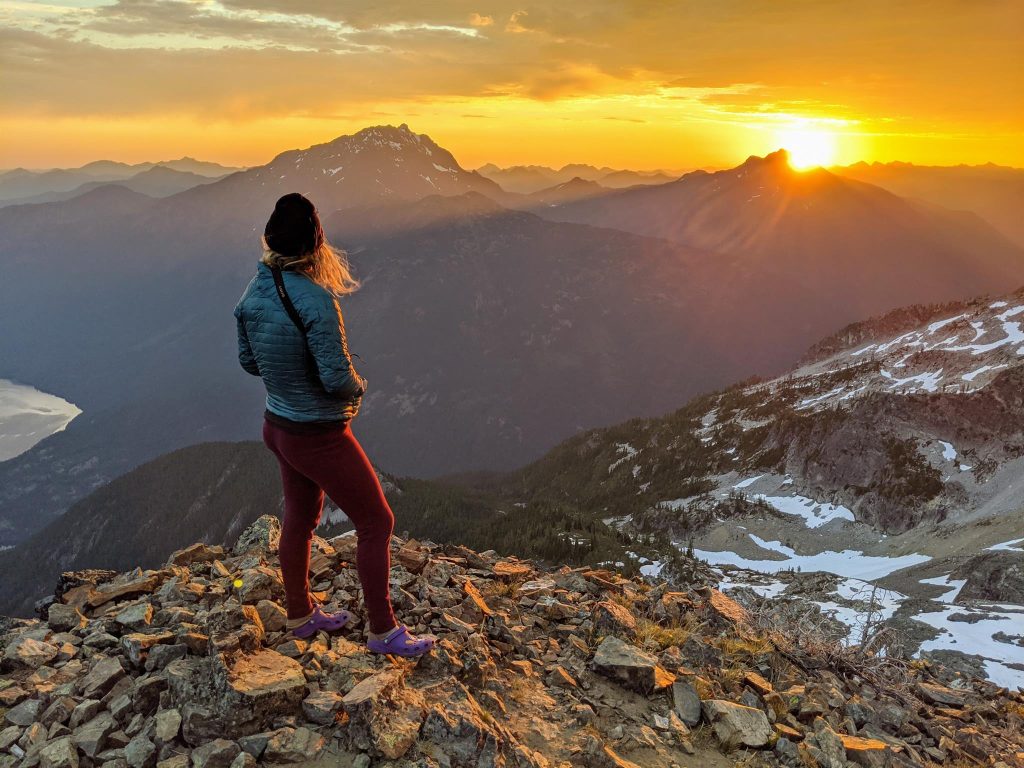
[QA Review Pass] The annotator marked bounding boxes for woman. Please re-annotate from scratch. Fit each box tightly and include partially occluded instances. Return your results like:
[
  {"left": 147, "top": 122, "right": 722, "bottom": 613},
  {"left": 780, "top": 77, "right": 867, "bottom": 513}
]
[{"left": 233, "top": 192, "right": 434, "bottom": 657}]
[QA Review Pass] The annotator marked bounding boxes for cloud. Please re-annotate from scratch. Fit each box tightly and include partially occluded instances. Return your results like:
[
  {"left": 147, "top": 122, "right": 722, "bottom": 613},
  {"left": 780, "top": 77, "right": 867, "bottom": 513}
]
[
  {"left": 1, "top": 0, "right": 1020, "bottom": 138},
  {"left": 505, "top": 10, "right": 529, "bottom": 33}
]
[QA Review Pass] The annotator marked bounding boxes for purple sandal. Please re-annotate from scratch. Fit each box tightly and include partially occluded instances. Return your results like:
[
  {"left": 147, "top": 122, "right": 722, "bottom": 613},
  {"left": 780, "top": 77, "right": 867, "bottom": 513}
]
[
  {"left": 291, "top": 606, "right": 353, "bottom": 639},
  {"left": 366, "top": 624, "right": 435, "bottom": 657}
]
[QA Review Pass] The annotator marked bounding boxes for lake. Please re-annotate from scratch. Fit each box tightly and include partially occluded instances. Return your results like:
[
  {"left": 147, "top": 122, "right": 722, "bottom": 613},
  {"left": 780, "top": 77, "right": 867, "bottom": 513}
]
[{"left": 0, "top": 379, "right": 81, "bottom": 462}]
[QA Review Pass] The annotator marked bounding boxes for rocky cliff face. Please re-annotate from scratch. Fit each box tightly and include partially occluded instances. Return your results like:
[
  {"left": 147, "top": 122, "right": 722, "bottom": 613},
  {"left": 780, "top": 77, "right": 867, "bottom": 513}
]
[{"left": 2, "top": 517, "right": 1022, "bottom": 768}]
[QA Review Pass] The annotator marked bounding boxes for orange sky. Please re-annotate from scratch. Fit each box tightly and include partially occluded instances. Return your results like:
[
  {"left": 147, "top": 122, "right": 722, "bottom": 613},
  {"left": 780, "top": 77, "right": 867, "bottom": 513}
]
[{"left": 2, "top": 1, "right": 1022, "bottom": 170}]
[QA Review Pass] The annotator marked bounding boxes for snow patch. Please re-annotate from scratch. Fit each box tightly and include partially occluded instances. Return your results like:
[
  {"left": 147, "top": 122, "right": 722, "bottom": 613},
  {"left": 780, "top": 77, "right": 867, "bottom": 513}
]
[
  {"left": 754, "top": 494, "right": 855, "bottom": 529},
  {"left": 938, "top": 441, "right": 957, "bottom": 462},
  {"left": 691, "top": 535, "right": 930, "bottom": 581}
]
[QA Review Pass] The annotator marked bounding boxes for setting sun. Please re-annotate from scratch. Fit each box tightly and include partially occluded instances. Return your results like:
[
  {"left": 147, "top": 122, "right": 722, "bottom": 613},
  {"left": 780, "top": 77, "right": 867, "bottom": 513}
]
[{"left": 776, "top": 128, "right": 839, "bottom": 170}]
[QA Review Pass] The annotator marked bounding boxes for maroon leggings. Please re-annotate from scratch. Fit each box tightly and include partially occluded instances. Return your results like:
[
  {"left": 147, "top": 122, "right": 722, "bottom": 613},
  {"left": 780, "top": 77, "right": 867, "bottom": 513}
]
[{"left": 262, "top": 418, "right": 397, "bottom": 633}]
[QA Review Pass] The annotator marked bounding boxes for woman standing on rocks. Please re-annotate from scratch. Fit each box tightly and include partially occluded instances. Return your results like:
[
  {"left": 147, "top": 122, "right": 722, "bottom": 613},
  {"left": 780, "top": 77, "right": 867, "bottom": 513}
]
[{"left": 233, "top": 192, "right": 434, "bottom": 657}]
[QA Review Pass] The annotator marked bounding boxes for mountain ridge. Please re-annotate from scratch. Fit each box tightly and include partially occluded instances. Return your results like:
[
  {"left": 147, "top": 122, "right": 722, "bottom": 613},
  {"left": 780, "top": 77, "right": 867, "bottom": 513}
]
[
  {"left": 2, "top": 123, "right": 1021, "bottom": 559},
  {"left": 1, "top": 517, "right": 1021, "bottom": 768}
]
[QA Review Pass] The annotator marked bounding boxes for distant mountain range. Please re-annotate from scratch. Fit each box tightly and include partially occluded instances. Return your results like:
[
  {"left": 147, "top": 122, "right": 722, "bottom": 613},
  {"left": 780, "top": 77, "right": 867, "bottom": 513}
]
[
  {"left": 1, "top": 124, "right": 1022, "bottom": 555},
  {"left": 0, "top": 157, "right": 242, "bottom": 205},
  {"left": 534, "top": 150, "right": 1022, "bottom": 319},
  {"left": 831, "top": 161, "right": 1024, "bottom": 248},
  {"left": 476, "top": 162, "right": 679, "bottom": 194},
  {"left": 7, "top": 166, "right": 225, "bottom": 205}
]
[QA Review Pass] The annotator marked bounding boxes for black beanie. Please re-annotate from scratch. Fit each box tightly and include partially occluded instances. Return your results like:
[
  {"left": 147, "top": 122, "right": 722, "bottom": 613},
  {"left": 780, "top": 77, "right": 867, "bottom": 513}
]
[{"left": 264, "top": 192, "right": 324, "bottom": 257}]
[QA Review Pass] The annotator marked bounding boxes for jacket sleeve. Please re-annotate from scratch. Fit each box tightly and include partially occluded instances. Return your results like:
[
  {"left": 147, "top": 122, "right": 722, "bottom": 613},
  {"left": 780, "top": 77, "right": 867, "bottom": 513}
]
[
  {"left": 301, "top": 289, "right": 364, "bottom": 398},
  {"left": 233, "top": 304, "right": 261, "bottom": 377}
]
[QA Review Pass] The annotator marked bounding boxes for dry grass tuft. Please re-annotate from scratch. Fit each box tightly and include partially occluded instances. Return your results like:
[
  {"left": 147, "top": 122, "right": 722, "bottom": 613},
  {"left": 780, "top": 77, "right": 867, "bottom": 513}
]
[
  {"left": 719, "top": 663, "right": 747, "bottom": 691},
  {"left": 635, "top": 617, "right": 692, "bottom": 651},
  {"left": 608, "top": 590, "right": 637, "bottom": 610},
  {"left": 717, "top": 632, "right": 773, "bottom": 659},
  {"left": 480, "top": 579, "right": 521, "bottom": 599}
]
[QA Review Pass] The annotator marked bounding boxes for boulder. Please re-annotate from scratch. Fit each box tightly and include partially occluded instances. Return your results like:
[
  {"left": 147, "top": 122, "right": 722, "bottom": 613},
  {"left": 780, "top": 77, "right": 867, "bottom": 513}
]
[
  {"left": 72, "top": 712, "right": 118, "bottom": 758},
  {"left": 679, "top": 636, "right": 722, "bottom": 669},
  {"left": 121, "top": 632, "right": 175, "bottom": 667},
  {"left": 953, "top": 551, "right": 1024, "bottom": 604},
  {"left": 254, "top": 601, "right": 287, "bottom": 633},
  {"left": 301, "top": 690, "right": 344, "bottom": 726},
  {"left": 124, "top": 734, "right": 157, "bottom": 768},
  {"left": 79, "top": 655, "right": 127, "bottom": 698},
  {"left": 233, "top": 567, "right": 283, "bottom": 604},
  {"left": 0, "top": 726, "right": 19, "bottom": 751},
  {"left": 262, "top": 728, "right": 323, "bottom": 763},
  {"left": 69, "top": 700, "right": 102, "bottom": 729},
  {"left": 493, "top": 561, "right": 532, "bottom": 580},
  {"left": 6, "top": 698, "right": 42, "bottom": 727},
  {"left": 0, "top": 685, "right": 28, "bottom": 708},
  {"left": 672, "top": 681, "right": 702, "bottom": 727},
  {"left": 88, "top": 575, "right": 161, "bottom": 608},
  {"left": 591, "top": 601, "right": 638, "bottom": 639},
  {"left": 154, "top": 709, "right": 181, "bottom": 745},
  {"left": 167, "top": 543, "right": 226, "bottom": 567},
  {"left": 419, "top": 682, "right": 545, "bottom": 768},
  {"left": 342, "top": 668, "right": 425, "bottom": 759},
  {"left": 653, "top": 591, "right": 693, "bottom": 623},
  {"left": 233, "top": 516, "right": 281, "bottom": 555},
  {"left": 705, "top": 589, "right": 750, "bottom": 625},
  {"left": 396, "top": 541, "right": 429, "bottom": 574},
  {"left": 133, "top": 674, "right": 168, "bottom": 716},
  {"left": 806, "top": 717, "right": 846, "bottom": 768},
  {"left": 115, "top": 603, "right": 154, "bottom": 630},
  {"left": 590, "top": 745, "right": 642, "bottom": 768},
  {"left": 592, "top": 635, "right": 675, "bottom": 694},
  {"left": 237, "top": 733, "right": 271, "bottom": 760},
  {"left": 40, "top": 696, "right": 77, "bottom": 727},
  {"left": 916, "top": 681, "right": 967, "bottom": 707},
  {"left": 190, "top": 739, "right": 240, "bottom": 768},
  {"left": 4, "top": 635, "right": 59, "bottom": 668},
  {"left": 744, "top": 671, "right": 773, "bottom": 695},
  {"left": 840, "top": 735, "right": 891, "bottom": 767},
  {"left": 204, "top": 604, "right": 265, "bottom": 653},
  {"left": 48, "top": 604, "right": 86, "bottom": 633},
  {"left": 166, "top": 649, "right": 305, "bottom": 743},
  {"left": 144, "top": 644, "right": 188, "bottom": 672},
  {"left": 701, "top": 700, "right": 771, "bottom": 750},
  {"left": 39, "top": 736, "right": 79, "bottom": 768},
  {"left": 222, "top": 649, "right": 304, "bottom": 724}
]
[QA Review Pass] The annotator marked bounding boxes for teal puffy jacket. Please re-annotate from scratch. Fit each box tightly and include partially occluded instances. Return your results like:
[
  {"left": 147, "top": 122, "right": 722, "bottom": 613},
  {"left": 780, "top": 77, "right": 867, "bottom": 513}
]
[{"left": 234, "top": 261, "right": 365, "bottom": 422}]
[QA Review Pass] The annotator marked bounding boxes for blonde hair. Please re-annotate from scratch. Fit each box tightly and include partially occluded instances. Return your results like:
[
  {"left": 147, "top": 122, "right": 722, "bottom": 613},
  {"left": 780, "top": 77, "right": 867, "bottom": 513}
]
[{"left": 260, "top": 235, "right": 360, "bottom": 296}]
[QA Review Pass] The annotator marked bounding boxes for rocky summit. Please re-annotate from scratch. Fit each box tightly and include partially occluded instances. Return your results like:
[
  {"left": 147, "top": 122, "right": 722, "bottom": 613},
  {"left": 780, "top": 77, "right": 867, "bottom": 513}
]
[{"left": 2, "top": 516, "right": 1022, "bottom": 768}]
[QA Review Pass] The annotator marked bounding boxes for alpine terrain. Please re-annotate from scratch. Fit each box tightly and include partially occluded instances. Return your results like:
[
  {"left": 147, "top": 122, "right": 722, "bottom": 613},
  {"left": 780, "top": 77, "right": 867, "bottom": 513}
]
[
  {"left": 1, "top": 516, "right": 1021, "bottom": 768},
  {"left": 3, "top": 286, "right": 1022, "bottom": 694}
]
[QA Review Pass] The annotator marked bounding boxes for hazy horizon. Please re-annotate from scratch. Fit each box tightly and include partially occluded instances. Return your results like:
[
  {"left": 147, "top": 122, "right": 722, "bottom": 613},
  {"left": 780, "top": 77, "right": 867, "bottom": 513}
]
[{"left": 4, "top": 131, "right": 1024, "bottom": 176}]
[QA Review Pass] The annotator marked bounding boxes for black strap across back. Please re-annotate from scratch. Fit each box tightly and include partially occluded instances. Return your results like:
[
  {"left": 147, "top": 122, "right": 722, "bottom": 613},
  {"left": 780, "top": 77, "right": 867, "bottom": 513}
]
[{"left": 270, "top": 265, "right": 318, "bottom": 375}]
